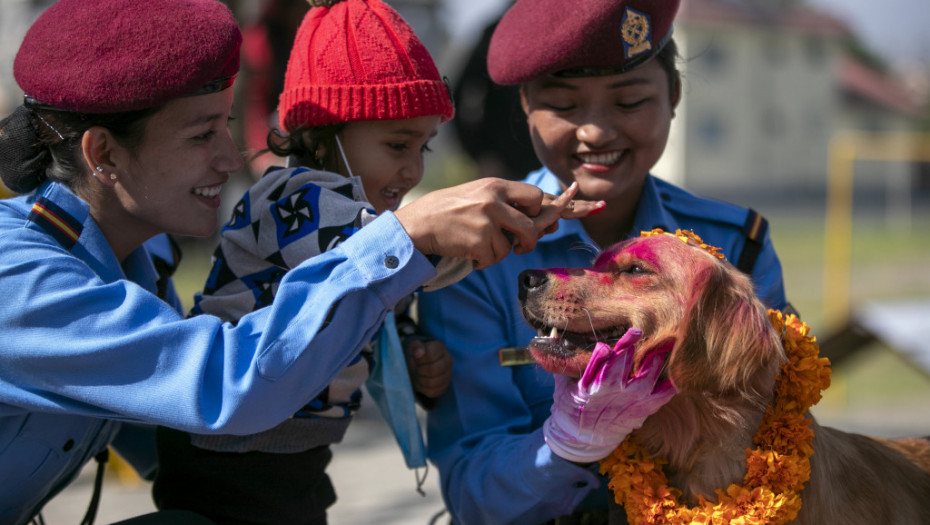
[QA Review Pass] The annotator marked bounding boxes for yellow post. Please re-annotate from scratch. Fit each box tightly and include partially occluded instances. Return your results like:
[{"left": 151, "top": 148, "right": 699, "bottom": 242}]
[
  {"left": 823, "top": 134, "right": 855, "bottom": 330},
  {"left": 823, "top": 131, "right": 930, "bottom": 329}
]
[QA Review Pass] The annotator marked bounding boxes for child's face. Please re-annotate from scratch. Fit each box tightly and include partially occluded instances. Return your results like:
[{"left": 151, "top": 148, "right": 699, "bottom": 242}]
[
  {"left": 520, "top": 60, "right": 680, "bottom": 204},
  {"left": 337, "top": 115, "right": 441, "bottom": 214}
]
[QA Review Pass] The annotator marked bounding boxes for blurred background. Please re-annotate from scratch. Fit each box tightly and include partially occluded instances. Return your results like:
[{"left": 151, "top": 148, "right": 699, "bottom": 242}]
[{"left": 2, "top": 0, "right": 928, "bottom": 522}]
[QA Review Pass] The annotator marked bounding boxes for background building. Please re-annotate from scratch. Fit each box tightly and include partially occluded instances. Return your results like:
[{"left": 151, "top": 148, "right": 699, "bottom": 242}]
[{"left": 653, "top": 0, "right": 927, "bottom": 199}]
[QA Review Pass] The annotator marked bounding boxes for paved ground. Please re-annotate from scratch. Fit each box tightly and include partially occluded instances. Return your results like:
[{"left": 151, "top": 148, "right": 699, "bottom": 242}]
[{"left": 40, "top": 401, "right": 447, "bottom": 525}]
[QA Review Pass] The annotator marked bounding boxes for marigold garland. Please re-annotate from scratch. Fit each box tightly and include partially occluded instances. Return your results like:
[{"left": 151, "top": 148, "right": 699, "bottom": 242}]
[
  {"left": 600, "top": 309, "right": 832, "bottom": 525},
  {"left": 641, "top": 228, "right": 726, "bottom": 260}
]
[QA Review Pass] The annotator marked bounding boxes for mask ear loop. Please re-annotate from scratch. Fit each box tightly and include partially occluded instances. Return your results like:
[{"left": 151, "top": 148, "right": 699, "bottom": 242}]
[{"left": 334, "top": 134, "right": 354, "bottom": 178}]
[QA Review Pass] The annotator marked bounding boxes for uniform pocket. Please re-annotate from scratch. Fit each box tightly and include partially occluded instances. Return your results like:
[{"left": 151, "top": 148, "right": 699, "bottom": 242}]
[{"left": 0, "top": 412, "right": 114, "bottom": 521}]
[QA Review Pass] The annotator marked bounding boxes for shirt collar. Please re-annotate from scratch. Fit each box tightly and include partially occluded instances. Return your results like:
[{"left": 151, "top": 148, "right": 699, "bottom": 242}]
[{"left": 630, "top": 174, "right": 676, "bottom": 235}]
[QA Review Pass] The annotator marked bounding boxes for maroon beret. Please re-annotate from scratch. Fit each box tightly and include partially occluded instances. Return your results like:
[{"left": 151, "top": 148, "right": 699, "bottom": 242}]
[
  {"left": 14, "top": 0, "right": 242, "bottom": 113},
  {"left": 488, "top": 0, "right": 680, "bottom": 85}
]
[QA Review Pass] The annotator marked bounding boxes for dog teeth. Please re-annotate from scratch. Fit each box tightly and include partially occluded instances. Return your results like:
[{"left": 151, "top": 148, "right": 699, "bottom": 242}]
[{"left": 536, "top": 326, "right": 560, "bottom": 339}]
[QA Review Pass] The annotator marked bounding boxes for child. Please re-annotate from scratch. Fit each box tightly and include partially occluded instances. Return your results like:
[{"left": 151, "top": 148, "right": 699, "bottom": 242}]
[{"left": 151, "top": 0, "right": 596, "bottom": 523}]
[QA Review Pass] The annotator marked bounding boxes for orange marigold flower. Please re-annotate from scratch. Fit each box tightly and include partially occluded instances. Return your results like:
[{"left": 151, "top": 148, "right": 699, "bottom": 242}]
[{"left": 600, "top": 306, "right": 827, "bottom": 525}]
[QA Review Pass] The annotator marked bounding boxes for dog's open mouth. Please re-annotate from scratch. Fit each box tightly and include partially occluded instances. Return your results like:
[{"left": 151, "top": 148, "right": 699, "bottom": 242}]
[{"left": 529, "top": 324, "right": 631, "bottom": 357}]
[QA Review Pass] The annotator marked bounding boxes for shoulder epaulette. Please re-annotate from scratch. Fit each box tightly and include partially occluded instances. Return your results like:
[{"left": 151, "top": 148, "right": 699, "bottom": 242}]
[
  {"left": 28, "top": 196, "right": 82, "bottom": 250},
  {"left": 736, "top": 208, "right": 768, "bottom": 275},
  {"left": 654, "top": 179, "right": 748, "bottom": 228}
]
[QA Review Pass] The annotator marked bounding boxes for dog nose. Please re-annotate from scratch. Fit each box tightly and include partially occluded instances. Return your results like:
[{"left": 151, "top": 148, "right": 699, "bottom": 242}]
[{"left": 518, "top": 269, "right": 548, "bottom": 301}]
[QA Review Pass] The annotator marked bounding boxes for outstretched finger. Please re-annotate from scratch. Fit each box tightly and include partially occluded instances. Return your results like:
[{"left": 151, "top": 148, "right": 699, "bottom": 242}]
[
  {"left": 533, "top": 183, "right": 578, "bottom": 232},
  {"left": 532, "top": 183, "right": 606, "bottom": 235},
  {"left": 559, "top": 197, "right": 606, "bottom": 220},
  {"left": 544, "top": 182, "right": 606, "bottom": 219}
]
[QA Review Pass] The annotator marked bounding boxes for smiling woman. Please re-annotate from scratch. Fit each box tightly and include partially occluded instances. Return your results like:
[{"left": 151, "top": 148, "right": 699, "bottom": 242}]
[
  {"left": 415, "top": 0, "right": 794, "bottom": 523},
  {"left": 86, "top": 89, "right": 243, "bottom": 259},
  {"left": 0, "top": 1, "right": 591, "bottom": 524}
]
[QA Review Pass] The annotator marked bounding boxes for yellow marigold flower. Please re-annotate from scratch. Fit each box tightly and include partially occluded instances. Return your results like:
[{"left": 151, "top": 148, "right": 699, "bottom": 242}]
[{"left": 640, "top": 228, "right": 726, "bottom": 260}]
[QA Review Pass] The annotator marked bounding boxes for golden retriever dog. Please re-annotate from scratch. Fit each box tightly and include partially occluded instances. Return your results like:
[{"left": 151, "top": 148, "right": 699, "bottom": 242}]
[{"left": 518, "top": 231, "right": 930, "bottom": 524}]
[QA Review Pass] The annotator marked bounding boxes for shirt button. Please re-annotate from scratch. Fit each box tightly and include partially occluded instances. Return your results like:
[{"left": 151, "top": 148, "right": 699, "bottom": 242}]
[
  {"left": 573, "top": 481, "right": 588, "bottom": 488},
  {"left": 62, "top": 439, "right": 74, "bottom": 452},
  {"left": 384, "top": 255, "right": 399, "bottom": 269}
]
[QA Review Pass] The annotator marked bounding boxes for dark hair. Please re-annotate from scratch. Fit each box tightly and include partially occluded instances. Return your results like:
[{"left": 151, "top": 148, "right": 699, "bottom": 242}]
[
  {"left": 654, "top": 37, "right": 681, "bottom": 98},
  {"left": 0, "top": 103, "right": 158, "bottom": 194},
  {"left": 266, "top": 123, "right": 346, "bottom": 172}
]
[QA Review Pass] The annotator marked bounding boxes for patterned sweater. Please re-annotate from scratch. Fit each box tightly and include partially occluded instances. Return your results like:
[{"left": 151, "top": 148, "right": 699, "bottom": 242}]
[{"left": 188, "top": 165, "right": 468, "bottom": 452}]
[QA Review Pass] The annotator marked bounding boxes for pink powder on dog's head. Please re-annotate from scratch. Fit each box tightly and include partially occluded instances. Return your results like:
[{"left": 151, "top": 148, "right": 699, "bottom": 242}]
[{"left": 623, "top": 243, "right": 662, "bottom": 268}]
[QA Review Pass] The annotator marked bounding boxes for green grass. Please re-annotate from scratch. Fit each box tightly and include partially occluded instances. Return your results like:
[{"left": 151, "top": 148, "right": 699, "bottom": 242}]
[
  {"left": 172, "top": 239, "right": 214, "bottom": 313},
  {"left": 767, "top": 210, "right": 930, "bottom": 330},
  {"left": 768, "top": 208, "right": 930, "bottom": 436}
]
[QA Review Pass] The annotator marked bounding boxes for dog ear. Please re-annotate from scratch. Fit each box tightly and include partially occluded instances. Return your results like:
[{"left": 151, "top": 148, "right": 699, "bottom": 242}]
[{"left": 669, "top": 261, "right": 784, "bottom": 404}]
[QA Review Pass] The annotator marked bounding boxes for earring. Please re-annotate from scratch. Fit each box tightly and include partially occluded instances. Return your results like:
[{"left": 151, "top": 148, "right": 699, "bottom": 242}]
[
  {"left": 95, "top": 166, "right": 104, "bottom": 173},
  {"left": 109, "top": 173, "right": 117, "bottom": 181}
]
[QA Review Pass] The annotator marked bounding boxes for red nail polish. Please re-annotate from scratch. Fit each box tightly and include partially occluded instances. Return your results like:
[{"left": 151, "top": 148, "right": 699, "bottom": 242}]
[{"left": 586, "top": 202, "right": 607, "bottom": 216}]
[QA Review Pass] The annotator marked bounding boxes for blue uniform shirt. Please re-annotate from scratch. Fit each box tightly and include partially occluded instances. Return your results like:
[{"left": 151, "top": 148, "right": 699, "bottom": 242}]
[
  {"left": 418, "top": 168, "right": 788, "bottom": 525},
  {"left": 0, "top": 181, "right": 437, "bottom": 524}
]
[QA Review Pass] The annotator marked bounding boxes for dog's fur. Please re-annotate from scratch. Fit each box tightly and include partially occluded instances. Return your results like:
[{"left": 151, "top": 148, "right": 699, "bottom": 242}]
[{"left": 519, "top": 234, "right": 930, "bottom": 524}]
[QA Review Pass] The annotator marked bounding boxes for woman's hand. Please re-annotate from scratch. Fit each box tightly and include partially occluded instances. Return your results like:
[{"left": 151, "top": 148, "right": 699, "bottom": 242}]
[
  {"left": 544, "top": 329, "right": 676, "bottom": 463},
  {"left": 395, "top": 178, "right": 604, "bottom": 269},
  {"left": 521, "top": 181, "right": 605, "bottom": 244}
]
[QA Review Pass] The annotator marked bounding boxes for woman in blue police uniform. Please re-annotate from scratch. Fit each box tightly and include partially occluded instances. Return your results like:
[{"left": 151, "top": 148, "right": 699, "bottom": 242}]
[
  {"left": 417, "top": 1, "right": 792, "bottom": 524},
  {"left": 0, "top": 1, "right": 587, "bottom": 523}
]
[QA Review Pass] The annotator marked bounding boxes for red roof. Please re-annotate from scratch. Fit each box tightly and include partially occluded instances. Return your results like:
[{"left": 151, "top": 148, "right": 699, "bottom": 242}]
[{"left": 838, "top": 55, "right": 925, "bottom": 117}]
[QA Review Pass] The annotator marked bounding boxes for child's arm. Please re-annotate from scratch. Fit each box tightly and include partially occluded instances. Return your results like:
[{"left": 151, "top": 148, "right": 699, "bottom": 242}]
[{"left": 396, "top": 313, "right": 452, "bottom": 410}]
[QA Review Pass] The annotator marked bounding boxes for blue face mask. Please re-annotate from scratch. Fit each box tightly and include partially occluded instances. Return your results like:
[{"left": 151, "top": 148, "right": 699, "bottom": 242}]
[{"left": 366, "top": 311, "right": 428, "bottom": 472}]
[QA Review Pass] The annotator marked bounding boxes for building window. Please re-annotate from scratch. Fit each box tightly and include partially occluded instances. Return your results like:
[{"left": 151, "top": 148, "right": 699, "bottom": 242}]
[
  {"left": 697, "top": 113, "right": 727, "bottom": 150},
  {"left": 700, "top": 40, "right": 728, "bottom": 74}
]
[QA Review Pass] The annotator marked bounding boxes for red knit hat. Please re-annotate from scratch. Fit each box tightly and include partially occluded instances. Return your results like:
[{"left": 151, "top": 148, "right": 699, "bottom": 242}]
[
  {"left": 488, "top": 0, "right": 681, "bottom": 85},
  {"left": 14, "top": 0, "right": 241, "bottom": 113},
  {"left": 277, "top": 0, "right": 454, "bottom": 132}
]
